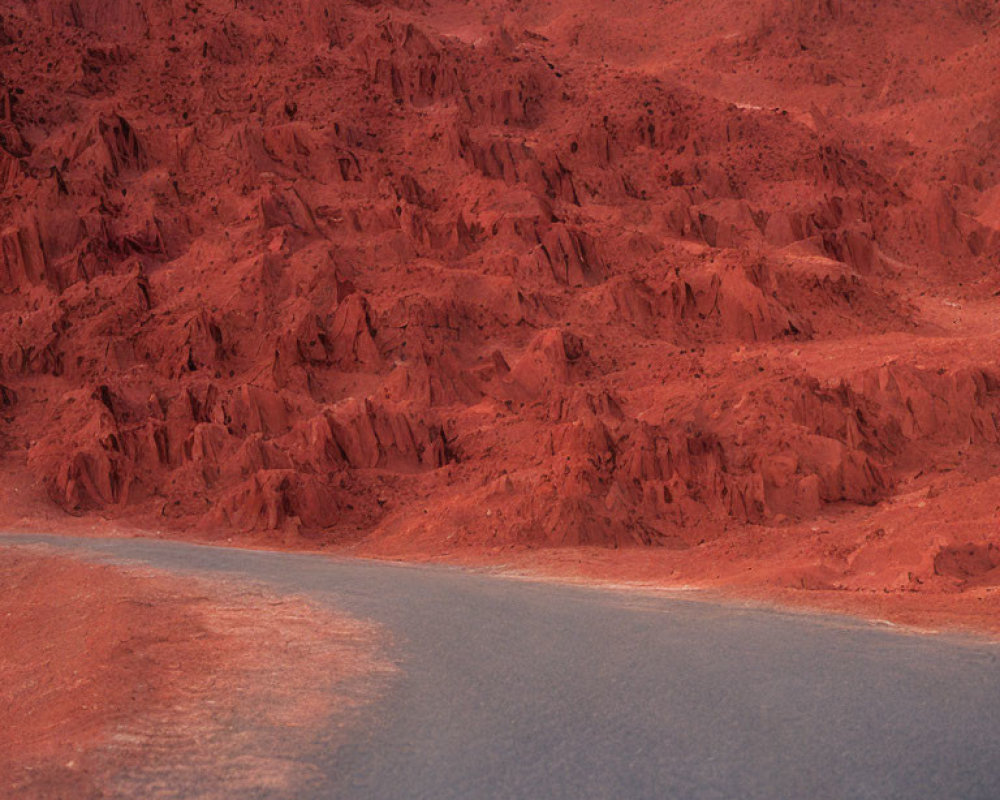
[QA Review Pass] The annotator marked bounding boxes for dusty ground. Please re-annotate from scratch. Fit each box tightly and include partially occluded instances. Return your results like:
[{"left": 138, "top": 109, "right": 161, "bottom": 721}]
[{"left": 0, "top": 544, "right": 391, "bottom": 799}]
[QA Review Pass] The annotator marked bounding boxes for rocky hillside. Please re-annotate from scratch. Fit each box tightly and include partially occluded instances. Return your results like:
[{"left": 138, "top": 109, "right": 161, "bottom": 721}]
[{"left": 1, "top": 0, "right": 999, "bottom": 591}]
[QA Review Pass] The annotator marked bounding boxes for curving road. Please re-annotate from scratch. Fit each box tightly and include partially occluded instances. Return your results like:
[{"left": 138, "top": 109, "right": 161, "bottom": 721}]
[{"left": 5, "top": 532, "right": 1000, "bottom": 800}]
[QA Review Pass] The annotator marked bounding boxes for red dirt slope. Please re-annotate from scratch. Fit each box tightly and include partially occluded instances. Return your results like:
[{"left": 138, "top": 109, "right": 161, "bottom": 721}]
[{"left": 1, "top": 0, "right": 999, "bottom": 619}]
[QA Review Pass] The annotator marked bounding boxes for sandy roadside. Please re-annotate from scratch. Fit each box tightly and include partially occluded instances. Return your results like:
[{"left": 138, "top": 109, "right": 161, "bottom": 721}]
[{"left": 0, "top": 544, "right": 393, "bottom": 799}]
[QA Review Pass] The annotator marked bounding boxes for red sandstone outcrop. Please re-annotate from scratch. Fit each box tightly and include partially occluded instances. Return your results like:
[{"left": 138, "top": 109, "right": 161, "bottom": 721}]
[{"left": 0, "top": 0, "right": 998, "bottom": 584}]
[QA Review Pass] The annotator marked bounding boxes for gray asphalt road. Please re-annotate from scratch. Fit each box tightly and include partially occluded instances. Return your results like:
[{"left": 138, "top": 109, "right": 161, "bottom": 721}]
[{"left": 5, "top": 533, "right": 1000, "bottom": 800}]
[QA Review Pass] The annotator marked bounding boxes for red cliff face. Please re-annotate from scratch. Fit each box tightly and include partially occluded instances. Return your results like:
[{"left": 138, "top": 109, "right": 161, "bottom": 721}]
[{"left": 1, "top": 0, "right": 999, "bottom": 590}]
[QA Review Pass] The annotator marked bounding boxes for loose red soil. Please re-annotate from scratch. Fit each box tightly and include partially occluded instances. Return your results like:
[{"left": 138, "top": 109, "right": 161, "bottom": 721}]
[
  {"left": 1, "top": 0, "right": 999, "bottom": 633},
  {"left": 0, "top": 545, "right": 389, "bottom": 799}
]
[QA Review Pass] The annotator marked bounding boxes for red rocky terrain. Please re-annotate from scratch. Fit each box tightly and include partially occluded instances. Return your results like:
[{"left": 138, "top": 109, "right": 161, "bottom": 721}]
[{"left": 2, "top": 0, "right": 1000, "bottom": 622}]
